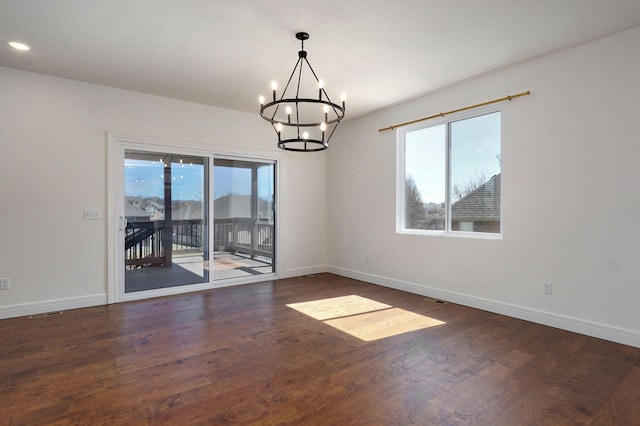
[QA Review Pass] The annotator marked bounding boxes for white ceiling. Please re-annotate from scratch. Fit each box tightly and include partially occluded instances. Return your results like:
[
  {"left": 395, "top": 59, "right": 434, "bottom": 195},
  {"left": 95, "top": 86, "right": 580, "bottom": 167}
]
[{"left": 1, "top": 0, "right": 640, "bottom": 120}]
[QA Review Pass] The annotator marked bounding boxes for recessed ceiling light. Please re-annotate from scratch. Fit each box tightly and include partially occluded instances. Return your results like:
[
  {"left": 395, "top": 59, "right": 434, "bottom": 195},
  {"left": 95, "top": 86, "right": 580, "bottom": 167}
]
[{"left": 7, "top": 41, "right": 32, "bottom": 51}]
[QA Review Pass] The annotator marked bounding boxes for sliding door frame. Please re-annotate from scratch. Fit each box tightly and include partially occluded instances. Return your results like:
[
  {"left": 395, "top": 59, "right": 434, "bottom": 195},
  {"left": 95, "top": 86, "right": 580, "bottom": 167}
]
[{"left": 107, "top": 132, "right": 283, "bottom": 303}]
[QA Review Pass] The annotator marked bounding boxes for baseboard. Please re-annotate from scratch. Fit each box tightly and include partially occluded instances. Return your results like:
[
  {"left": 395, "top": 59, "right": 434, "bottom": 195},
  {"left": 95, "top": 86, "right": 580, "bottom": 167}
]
[
  {"left": 0, "top": 266, "right": 328, "bottom": 320},
  {"left": 0, "top": 293, "right": 108, "bottom": 320},
  {"left": 328, "top": 266, "right": 640, "bottom": 349},
  {"left": 282, "top": 265, "right": 328, "bottom": 279}
]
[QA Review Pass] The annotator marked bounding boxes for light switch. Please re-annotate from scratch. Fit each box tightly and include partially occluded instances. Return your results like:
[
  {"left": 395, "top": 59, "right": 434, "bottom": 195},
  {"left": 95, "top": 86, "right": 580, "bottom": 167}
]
[{"left": 83, "top": 209, "right": 102, "bottom": 220}]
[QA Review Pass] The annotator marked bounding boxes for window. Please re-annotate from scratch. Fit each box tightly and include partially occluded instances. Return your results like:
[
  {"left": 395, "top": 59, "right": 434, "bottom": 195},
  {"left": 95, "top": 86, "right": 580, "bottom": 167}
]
[{"left": 397, "top": 110, "right": 501, "bottom": 236}]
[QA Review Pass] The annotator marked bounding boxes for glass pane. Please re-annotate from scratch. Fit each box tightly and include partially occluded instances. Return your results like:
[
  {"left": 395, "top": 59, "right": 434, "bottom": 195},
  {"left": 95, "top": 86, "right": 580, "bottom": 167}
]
[
  {"left": 124, "top": 151, "right": 209, "bottom": 292},
  {"left": 404, "top": 124, "right": 446, "bottom": 230},
  {"left": 213, "top": 159, "right": 275, "bottom": 280},
  {"left": 450, "top": 112, "right": 501, "bottom": 233}
]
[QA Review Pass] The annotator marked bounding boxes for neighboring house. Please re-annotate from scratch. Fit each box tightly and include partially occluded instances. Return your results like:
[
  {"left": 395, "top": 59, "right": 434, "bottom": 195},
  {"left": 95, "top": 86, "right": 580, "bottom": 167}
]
[
  {"left": 125, "top": 198, "right": 151, "bottom": 221},
  {"left": 451, "top": 174, "right": 501, "bottom": 233},
  {"left": 214, "top": 194, "right": 274, "bottom": 222},
  {"left": 144, "top": 201, "right": 165, "bottom": 220},
  {"left": 214, "top": 194, "right": 251, "bottom": 219},
  {"left": 126, "top": 198, "right": 207, "bottom": 221},
  {"left": 125, "top": 198, "right": 165, "bottom": 221},
  {"left": 173, "top": 201, "right": 204, "bottom": 221}
]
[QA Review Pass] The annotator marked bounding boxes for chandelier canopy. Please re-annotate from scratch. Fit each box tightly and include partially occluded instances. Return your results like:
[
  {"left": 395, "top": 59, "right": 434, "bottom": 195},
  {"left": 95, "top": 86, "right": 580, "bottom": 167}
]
[{"left": 259, "top": 32, "right": 346, "bottom": 152}]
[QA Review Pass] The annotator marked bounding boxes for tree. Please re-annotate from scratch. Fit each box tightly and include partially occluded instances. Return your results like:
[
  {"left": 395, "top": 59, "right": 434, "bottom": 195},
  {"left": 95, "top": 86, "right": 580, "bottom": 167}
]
[
  {"left": 405, "top": 175, "right": 427, "bottom": 229},
  {"left": 452, "top": 154, "right": 501, "bottom": 202},
  {"left": 452, "top": 170, "right": 489, "bottom": 202}
]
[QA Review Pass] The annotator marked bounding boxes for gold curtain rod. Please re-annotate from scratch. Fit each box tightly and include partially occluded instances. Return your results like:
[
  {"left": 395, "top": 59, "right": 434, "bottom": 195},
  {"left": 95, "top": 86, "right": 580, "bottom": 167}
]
[{"left": 378, "top": 91, "right": 531, "bottom": 132}]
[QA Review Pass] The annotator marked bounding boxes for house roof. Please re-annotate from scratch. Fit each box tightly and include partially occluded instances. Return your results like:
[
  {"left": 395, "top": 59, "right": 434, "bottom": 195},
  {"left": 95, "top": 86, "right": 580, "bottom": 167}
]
[
  {"left": 214, "top": 195, "right": 273, "bottom": 220},
  {"left": 125, "top": 198, "right": 150, "bottom": 219},
  {"left": 451, "top": 174, "right": 501, "bottom": 221}
]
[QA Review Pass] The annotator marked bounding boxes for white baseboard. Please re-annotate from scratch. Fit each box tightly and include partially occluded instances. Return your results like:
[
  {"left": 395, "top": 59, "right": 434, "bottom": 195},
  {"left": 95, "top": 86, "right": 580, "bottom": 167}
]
[
  {"left": 0, "top": 293, "right": 108, "bottom": 320},
  {"left": 282, "top": 265, "right": 328, "bottom": 279},
  {"left": 328, "top": 266, "right": 640, "bottom": 349},
  {"left": 0, "top": 265, "right": 329, "bottom": 320}
]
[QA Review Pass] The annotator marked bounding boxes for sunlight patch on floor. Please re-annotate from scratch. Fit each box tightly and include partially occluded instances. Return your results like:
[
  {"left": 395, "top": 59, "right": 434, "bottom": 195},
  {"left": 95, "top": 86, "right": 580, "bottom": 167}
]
[
  {"left": 287, "top": 295, "right": 392, "bottom": 320},
  {"left": 287, "top": 295, "right": 445, "bottom": 341}
]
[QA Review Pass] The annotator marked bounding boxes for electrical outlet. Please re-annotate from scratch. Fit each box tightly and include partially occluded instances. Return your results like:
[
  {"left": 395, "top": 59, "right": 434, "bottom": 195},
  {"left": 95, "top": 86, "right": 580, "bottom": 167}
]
[
  {"left": 83, "top": 209, "right": 102, "bottom": 220},
  {"left": 543, "top": 281, "right": 552, "bottom": 294},
  {"left": 0, "top": 277, "right": 10, "bottom": 290}
]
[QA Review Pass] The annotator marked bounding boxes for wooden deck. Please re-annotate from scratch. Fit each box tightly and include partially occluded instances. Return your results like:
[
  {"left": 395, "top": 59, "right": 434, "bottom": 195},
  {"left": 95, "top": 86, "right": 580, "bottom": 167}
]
[
  {"left": 1, "top": 273, "right": 639, "bottom": 424},
  {"left": 212, "top": 252, "right": 274, "bottom": 280},
  {"left": 125, "top": 252, "right": 273, "bottom": 292}
]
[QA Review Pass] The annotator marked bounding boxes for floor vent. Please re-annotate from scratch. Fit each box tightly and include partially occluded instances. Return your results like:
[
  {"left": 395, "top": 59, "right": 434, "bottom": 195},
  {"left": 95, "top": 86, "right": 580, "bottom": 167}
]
[
  {"left": 424, "top": 297, "right": 448, "bottom": 305},
  {"left": 28, "top": 311, "right": 64, "bottom": 319}
]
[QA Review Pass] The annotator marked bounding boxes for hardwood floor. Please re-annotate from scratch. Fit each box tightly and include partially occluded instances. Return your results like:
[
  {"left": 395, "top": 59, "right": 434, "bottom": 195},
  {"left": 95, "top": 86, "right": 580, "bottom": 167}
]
[{"left": 1, "top": 273, "right": 639, "bottom": 425}]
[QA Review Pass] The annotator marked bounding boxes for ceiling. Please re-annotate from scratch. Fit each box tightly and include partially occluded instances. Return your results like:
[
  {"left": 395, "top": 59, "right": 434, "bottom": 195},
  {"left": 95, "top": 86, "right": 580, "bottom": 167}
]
[{"left": 1, "top": 0, "right": 640, "bottom": 120}]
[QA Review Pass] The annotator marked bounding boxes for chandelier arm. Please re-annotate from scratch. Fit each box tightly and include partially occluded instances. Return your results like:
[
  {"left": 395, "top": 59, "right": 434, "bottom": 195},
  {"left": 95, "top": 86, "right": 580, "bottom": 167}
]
[
  {"left": 295, "top": 55, "right": 304, "bottom": 100},
  {"left": 302, "top": 56, "right": 343, "bottom": 118},
  {"left": 302, "top": 57, "right": 334, "bottom": 104},
  {"left": 296, "top": 55, "right": 305, "bottom": 138},
  {"left": 281, "top": 57, "right": 302, "bottom": 100},
  {"left": 269, "top": 57, "right": 303, "bottom": 123},
  {"left": 301, "top": 57, "right": 321, "bottom": 90},
  {"left": 325, "top": 120, "right": 341, "bottom": 145}
]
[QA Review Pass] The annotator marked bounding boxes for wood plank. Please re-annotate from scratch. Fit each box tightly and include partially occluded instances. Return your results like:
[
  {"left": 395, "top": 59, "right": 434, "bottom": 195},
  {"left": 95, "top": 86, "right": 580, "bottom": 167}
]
[
  {"left": 1, "top": 273, "right": 640, "bottom": 424},
  {"left": 590, "top": 366, "right": 640, "bottom": 424}
]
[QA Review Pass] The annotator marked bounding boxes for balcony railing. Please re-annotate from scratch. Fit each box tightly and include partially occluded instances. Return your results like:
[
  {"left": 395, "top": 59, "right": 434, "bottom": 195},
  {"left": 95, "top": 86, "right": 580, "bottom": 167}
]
[
  {"left": 125, "top": 218, "right": 273, "bottom": 269},
  {"left": 213, "top": 218, "right": 273, "bottom": 260}
]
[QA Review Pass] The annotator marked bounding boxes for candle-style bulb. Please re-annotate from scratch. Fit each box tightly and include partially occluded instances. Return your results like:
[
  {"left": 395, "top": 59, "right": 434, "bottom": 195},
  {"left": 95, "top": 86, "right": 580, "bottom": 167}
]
[
  {"left": 259, "top": 95, "right": 265, "bottom": 105},
  {"left": 303, "top": 131, "right": 309, "bottom": 139},
  {"left": 320, "top": 122, "right": 327, "bottom": 132},
  {"left": 276, "top": 122, "right": 283, "bottom": 132},
  {"left": 271, "top": 81, "right": 278, "bottom": 91},
  {"left": 318, "top": 79, "right": 324, "bottom": 89},
  {"left": 286, "top": 106, "right": 292, "bottom": 115}
]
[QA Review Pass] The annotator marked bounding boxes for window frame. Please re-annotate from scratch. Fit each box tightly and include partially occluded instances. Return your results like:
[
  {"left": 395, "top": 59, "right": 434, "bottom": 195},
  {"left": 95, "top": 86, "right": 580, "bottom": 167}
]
[{"left": 396, "top": 106, "right": 503, "bottom": 239}]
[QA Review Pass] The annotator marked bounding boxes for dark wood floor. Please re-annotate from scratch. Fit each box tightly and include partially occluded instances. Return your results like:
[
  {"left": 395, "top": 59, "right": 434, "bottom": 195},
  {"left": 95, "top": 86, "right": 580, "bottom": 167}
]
[{"left": 1, "top": 273, "right": 639, "bottom": 425}]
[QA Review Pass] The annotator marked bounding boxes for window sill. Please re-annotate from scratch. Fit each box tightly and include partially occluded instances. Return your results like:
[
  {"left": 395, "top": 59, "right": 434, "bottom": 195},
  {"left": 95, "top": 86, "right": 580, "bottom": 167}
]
[{"left": 397, "top": 229, "right": 502, "bottom": 240}]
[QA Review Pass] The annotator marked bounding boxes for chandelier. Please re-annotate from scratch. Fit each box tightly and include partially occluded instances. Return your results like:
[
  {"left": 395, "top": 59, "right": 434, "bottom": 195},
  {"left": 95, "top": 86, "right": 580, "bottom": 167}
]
[{"left": 259, "top": 32, "right": 346, "bottom": 152}]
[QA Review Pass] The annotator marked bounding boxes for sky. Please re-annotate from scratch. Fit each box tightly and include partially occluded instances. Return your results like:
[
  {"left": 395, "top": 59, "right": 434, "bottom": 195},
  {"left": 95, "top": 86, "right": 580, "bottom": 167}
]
[
  {"left": 213, "top": 165, "right": 275, "bottom": 201},
  {"left": 404, "top": 111, "right": 501, "bottom": 204},
  {"left": 124, "top": 159, "right": 274, "bottom": 201}
]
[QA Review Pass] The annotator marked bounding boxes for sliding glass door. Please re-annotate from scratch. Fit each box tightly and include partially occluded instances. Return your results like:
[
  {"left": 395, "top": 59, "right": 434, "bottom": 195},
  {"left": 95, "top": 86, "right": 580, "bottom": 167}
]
[
  {"left": 123, "top": 150, "right": 209, "bottom": 293},
  {"left": 109, "top": 133, "right": 279, "bottom": 302},
  {"left": 213, "top": 158, "right": 275, "bottom": 280}
]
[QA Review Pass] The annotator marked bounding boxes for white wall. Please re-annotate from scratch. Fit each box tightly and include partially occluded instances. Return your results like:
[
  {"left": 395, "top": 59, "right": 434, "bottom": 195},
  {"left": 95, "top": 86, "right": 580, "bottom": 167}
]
[
  {"left": 0, "top": 66, "right": 327, "bottom": 317},
  {"left": 2, "top": 26, "right": 638, "bottom": 347},
  {"left": 328, "top": 26, "right": 640, "bottom": 347}
]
